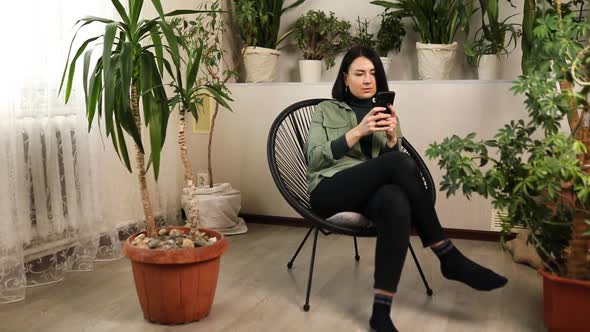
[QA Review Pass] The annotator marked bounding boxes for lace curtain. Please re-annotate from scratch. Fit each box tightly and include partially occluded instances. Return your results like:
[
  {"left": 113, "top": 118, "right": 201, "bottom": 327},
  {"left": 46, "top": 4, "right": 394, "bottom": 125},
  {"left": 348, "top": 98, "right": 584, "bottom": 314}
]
[{"left": 0, "top": 1, "right": 183, "bottom": 303}]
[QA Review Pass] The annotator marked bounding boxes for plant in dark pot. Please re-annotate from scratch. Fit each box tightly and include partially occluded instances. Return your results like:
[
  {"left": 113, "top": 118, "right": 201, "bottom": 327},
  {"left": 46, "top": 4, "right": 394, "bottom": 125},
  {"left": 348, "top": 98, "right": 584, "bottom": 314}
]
[
  {"left": 372, "top": 0, "right": 474, "bottom": 79},
  {"left": 426, "top": 7, "right": 590, "bottom": 331},
  {"left": 60, "top": 0, "right": 228, "bottom": 324},
  {"left": 375, "top": 11, "right": 406, "bottom": 78},
  {"left": 464, "top": 0, "right": 520, "bottom": 80},
  {"left": 232, "top": 0, "right": 306, "bottom": 82},
  {"left": 293, "top": 10, "right": 352, "bottom": 82}
]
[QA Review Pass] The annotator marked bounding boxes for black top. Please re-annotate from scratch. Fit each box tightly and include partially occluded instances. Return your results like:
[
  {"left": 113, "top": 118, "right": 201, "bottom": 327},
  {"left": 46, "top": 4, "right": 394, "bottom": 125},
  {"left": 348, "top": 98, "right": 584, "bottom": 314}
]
[{"left": 330, "top": 95, "right": 398, "bottom": 160}]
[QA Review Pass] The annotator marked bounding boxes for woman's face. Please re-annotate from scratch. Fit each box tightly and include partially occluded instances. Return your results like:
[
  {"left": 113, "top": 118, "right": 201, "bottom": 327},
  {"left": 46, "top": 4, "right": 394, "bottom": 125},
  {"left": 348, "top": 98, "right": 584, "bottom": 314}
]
[{"left": 344, "top": 56, "right": 377, "bottom": 100}]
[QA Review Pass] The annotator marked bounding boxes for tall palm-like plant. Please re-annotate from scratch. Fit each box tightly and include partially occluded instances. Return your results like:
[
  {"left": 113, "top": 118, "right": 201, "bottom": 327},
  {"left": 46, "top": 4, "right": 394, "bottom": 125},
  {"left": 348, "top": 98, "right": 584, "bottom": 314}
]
[
  {"left": 169, "top": 3, "right": 235, "bottom": 229},
  {"left": 60, "top": 0, "right": 205, "bottom": 238}
]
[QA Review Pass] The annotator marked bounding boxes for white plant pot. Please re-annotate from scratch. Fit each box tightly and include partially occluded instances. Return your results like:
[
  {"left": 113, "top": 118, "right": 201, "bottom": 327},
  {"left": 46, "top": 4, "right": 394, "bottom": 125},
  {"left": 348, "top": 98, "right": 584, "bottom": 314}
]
[
  {"left": 416, "top": 42, "right": 459, "bottom": 80},
  {"left": 298, "top": 60, "right": 322, "bottom": 82},
  {"left": 181, "top": 183, "right": 247, "bottom": 235},
  {"left": 477, "top": 54, "right": 502, "bottom": 80},
  {"left": 243, "top": 46, "right": 281, "bottom": 83},
  {"left": 380, "top": 57, "right": 392, "bottom": 78}
]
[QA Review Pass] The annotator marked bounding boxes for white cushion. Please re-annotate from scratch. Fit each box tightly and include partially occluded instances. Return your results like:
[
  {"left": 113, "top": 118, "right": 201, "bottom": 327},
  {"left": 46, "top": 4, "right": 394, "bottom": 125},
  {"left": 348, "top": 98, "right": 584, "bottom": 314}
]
[{"left": 326, "top": 212, "right": 373, "bottom": 228}]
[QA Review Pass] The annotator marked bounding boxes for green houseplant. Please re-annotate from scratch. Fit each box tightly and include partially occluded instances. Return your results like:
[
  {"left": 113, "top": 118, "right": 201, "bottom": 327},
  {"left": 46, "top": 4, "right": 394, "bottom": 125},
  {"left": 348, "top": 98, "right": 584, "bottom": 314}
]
[
  {"left": 232, "top": 0, "right": 306, "bottom": 82},
  {"left": 376, "top": 11, "right": 406, "bottom": 58},
  {"left": 351, "top": 17, "right": 377, "bottom": 49},
  {"left": 293, "top": 10, "right": 352, "bottom": 82},
  {"left": 465, "top": 0, "right": 520, "bottom": 80},
  {"left": 170, "top": 2, "right": 246, "bottom": 235},
  {"left": 372, "top": 0, "right": 474, "bottom": 79},
  {"left": 426, "top": 6, "right": 590, "bottom": 331},
  {"left": 60, "top": 0, "right": 228, "bottom": 324},
  {"left": 375, "top": 12, "right": 406, "bottom": 77}
]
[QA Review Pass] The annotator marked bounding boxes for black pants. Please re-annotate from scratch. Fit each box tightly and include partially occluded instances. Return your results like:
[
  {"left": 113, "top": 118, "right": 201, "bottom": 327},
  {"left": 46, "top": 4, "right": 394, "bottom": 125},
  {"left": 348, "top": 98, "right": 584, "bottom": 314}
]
[{"left": 310, "top": 151, "right": 446, "bottom": 292}]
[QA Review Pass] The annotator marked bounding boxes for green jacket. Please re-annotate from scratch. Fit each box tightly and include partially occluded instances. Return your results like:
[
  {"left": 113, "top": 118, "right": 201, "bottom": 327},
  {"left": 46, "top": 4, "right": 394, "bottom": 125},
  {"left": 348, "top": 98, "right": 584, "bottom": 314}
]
[{"left": 305, "top": 99, "right": 403, "bottom": 194}]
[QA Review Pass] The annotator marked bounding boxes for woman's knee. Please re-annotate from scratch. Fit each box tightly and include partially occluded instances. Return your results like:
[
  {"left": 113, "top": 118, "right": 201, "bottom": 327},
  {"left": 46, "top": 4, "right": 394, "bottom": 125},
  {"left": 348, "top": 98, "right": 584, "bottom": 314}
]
[
  {"left": 381, "top": 151, "right": 420, "bottom": 175},
  {"left": 371, "top": 185, "right": 412, "bottom": 220}
]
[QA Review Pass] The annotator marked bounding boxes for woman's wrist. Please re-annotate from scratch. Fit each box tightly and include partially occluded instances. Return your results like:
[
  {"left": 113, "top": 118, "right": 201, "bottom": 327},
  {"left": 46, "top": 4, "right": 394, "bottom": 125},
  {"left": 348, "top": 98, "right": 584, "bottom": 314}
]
[{"left": 386, "top": 136, "right": 398, "bottom": 148}]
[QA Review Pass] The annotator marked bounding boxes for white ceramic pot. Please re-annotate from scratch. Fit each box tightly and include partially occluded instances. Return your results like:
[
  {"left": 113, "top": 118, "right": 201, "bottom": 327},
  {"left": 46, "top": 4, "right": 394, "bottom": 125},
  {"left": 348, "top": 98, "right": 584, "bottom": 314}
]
[
  {"left": 298, "top": 60, "right": 322, "bottom": 82},
  {"left": 243, "top": 46, "right": 281, "bottom": 83},
  {"left": 380, "top": 56, "right": 392, "bottom": 78},
  {"left": 478, "top": 54, "right": 502, "bottom": 80},
  {"left": 416, "top": 42, "right": 459, "bottom": 80}
]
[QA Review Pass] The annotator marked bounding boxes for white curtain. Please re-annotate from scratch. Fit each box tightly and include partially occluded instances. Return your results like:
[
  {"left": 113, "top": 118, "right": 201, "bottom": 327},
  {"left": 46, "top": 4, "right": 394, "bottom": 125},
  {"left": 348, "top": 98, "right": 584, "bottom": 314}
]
[{"left": 0, "top": 1, "right": 183, "bottom": 303}]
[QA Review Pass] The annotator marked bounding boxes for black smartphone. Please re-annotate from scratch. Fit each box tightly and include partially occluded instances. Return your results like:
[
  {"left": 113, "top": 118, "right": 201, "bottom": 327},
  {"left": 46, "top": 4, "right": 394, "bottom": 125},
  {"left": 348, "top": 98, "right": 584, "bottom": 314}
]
[{"left": 372, "top": 91, "right": 396, "bottom": 113}]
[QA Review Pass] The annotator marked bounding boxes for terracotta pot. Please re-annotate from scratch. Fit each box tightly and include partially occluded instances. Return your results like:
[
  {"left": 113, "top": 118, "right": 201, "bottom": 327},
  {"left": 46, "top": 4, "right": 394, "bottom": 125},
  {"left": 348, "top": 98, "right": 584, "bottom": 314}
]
[
  {"left": 124, "top": 227, "right": 228, "bottom": 324},
  {"left": 539, "top": 268, "right": 590, "bottom": 332}
]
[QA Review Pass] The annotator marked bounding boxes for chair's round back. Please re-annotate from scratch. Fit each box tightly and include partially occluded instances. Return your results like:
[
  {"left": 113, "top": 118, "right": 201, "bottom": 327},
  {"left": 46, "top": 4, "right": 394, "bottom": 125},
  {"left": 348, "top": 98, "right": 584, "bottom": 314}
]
[{"left": 267, "top": 99, "right": 436, "bottom": 235}]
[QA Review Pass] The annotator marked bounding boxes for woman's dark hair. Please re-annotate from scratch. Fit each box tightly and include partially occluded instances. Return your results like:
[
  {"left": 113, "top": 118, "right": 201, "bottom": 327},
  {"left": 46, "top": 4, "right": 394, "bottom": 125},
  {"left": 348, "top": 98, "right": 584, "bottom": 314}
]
[{"left": 332, "top": 46, "right": 389, "bottom": 101}]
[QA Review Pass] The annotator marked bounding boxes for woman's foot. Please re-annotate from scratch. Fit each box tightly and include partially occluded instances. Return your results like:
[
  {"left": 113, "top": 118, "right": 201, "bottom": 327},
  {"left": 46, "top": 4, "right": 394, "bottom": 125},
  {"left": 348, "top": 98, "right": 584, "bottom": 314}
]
[
  {"left": 369, "top": 314, "right": 398, "bottom": 332},
  {"left": 433, "top": 240, "right": 508, "bottom": 291},
  {"left": 370, "top": 293, "right": 398, "bottom": 332}
]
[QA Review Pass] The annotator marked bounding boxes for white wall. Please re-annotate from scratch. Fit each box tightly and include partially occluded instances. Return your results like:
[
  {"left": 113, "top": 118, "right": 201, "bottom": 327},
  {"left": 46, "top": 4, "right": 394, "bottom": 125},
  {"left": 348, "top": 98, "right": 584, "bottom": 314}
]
[
  {"left": 187, "top": 81, "right": 530, "bottom": 231},
  {"left": 263, "top": 0, "right": 524, "bottom": 82}
]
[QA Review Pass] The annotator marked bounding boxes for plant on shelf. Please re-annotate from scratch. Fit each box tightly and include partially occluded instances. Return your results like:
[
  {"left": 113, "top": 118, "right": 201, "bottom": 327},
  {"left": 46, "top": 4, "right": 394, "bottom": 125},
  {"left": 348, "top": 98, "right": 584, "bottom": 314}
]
[
  {"left": 351, "top": 17, "right": 376, "bottom": 49},
  {"left": 371, "top": 0, "right": 473, "bottom": 45},
  {"left": 60, "top": 0, "right": 229, "bottom": 324},
  {"left": 293, "top": 10, "right": 352, "bottom": 70},
  {"left": 232, "top": 0, "right": 306, "bottom": 49},
  {"left": 465, "top": 0, "right": 520, "bottom": 79},
  {"left": 425, "top": 6, "right": 590, "bottom": 330},
  {"left": 465, "top": 0, "right": 519, "bottom": 63},
  {"left": 232, "top": 0, "right": 307, "bottom": 82},
  {"left": 372, "top": 0, "right": 474, "bottom": 79},
  {"left": 375, "top": 11, "right": 406, "bottom": 57}
]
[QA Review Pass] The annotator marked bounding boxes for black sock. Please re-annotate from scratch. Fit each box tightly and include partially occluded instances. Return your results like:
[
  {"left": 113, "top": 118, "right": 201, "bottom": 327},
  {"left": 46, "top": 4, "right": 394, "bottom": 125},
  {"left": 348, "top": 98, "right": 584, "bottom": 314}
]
[
  {"left": 432, "top": 239, "right": 508, "bottom": 291},
  {"left": 369, "top": 293, "right": 398, "bottom": 332}
]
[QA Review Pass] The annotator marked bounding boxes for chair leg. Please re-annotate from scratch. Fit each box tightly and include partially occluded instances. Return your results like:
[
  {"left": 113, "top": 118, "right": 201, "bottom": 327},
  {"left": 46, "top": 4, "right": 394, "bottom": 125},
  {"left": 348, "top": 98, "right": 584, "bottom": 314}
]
[
  {"left": 408, "top": 242, "right": 433, "bottom": 296},
  {"left": 353, "top": 236, "right": 360, "bottom": 261},
  {"left": 287, "top": 226, "right": 314, "bottom": 269},
  {"left": 303, "top": 227, "right": 319, "bottom": 312}
]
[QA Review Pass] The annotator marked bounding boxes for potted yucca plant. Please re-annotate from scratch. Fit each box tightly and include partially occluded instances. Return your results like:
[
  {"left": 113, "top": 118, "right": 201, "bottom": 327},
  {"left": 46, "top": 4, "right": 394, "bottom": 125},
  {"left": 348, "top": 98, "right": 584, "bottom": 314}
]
[{"left": 60, "top": 0, "right": 227, "bottom": 324}]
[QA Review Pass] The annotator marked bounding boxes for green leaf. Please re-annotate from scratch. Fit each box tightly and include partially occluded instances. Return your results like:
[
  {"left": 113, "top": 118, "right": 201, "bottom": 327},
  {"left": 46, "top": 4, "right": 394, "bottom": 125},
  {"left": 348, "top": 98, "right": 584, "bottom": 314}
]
[
  {"left": 186, "top": 44, "right": 204, "bottom": 91},
  {"left": 130, "top": 0, "right": 144, "bottom": 26},
  {"left": 87, "top": 68, "right": 102, "bottom": 131},
  {"left": 61, "top": 36, "right": 101, "bottom": 102},
  {"left": 119, "top": 42, "right": 133, "bottom": 108},
  {"left": 110, "top": 0, "right": 130, "bottom": 26},
  {"left": 149, "top": 25, "right": 164, "bottom": 75},
  {"left": 102, "top": 22, "right": 118, "bottom": 131},
  {"left": 115, "top": 108, "right": 132, "bottom": 172}
]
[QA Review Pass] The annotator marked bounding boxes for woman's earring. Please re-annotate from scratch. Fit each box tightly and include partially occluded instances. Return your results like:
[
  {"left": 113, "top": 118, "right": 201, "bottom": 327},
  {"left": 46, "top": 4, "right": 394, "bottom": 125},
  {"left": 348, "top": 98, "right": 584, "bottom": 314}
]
[{"left": 345, "top": 85, "right": 349, "bottom": 95}]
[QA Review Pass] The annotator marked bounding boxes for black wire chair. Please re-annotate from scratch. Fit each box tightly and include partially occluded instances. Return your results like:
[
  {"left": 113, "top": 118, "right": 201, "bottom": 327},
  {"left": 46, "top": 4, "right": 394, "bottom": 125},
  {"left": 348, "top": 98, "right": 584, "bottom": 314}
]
[{"left": 267, "top": 98, "right": 434, "bottom": 312}]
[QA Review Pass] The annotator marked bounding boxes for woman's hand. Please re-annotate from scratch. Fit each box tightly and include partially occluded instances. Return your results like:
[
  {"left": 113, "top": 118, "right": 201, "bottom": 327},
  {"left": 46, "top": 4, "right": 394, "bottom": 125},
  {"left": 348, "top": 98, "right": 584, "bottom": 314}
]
[
  {"left": 385, "top": 105, "right": 398, "bottom": 147},
  {"left": 345, "top": 107, "right": 395, "bottom": 148},
  {"left": 356, "top": 107, "right": 393, "bottom": 136}
]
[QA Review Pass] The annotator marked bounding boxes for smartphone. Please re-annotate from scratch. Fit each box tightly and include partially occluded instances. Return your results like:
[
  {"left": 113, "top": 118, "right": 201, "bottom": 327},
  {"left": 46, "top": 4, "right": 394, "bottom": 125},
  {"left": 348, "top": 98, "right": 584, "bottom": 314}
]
[{"left": 372, "top": 91, "right": 396, "bottom": 113}]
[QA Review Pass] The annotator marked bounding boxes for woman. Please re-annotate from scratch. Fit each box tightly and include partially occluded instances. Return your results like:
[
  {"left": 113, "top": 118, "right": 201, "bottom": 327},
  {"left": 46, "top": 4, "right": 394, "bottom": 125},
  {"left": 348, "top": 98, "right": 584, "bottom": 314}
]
[{"left": 305, "top": 46, "right": 507, "bottom": 332}]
